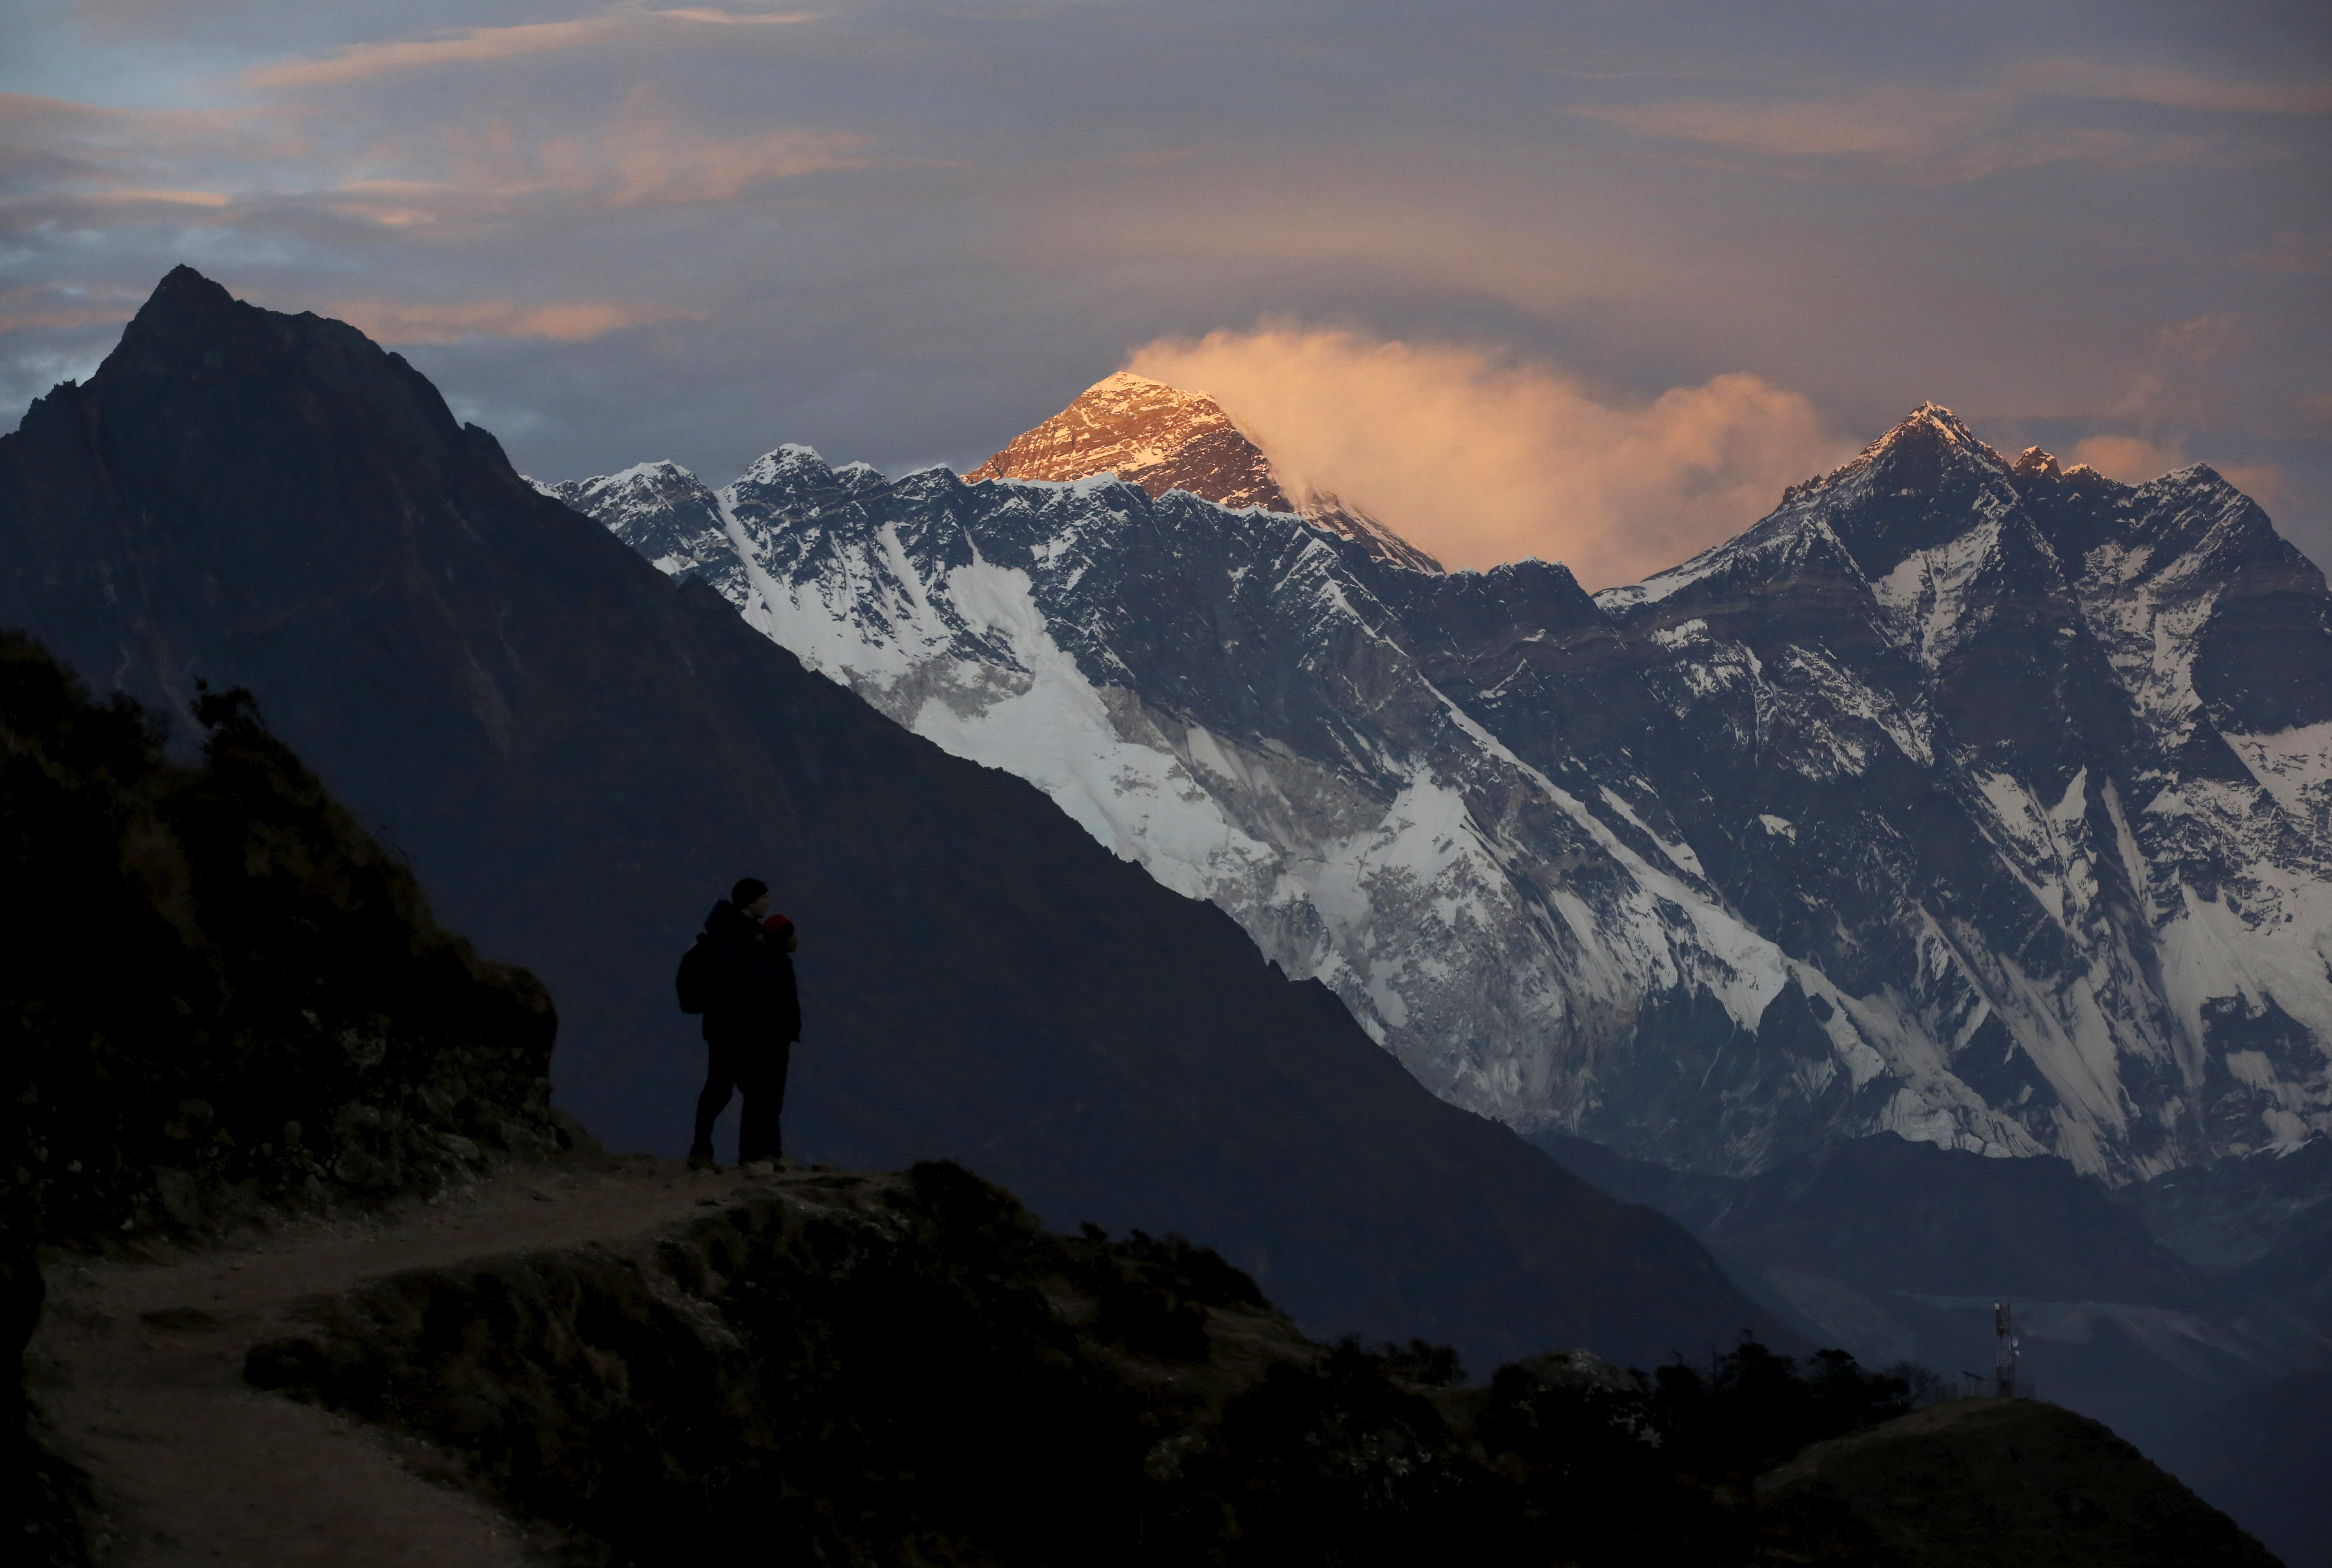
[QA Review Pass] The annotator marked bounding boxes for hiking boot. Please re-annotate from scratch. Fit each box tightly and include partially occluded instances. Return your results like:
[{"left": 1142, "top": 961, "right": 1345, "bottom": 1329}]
[
  {"left": 740, "top": 1157, "right": 778, "bottom": 1177},
  {"left": 685, "top": 1144, "right": 719, "bottom": 1173}
]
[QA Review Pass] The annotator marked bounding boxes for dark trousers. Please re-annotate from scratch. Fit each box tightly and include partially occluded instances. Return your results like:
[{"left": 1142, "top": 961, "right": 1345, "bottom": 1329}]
[{"left": 692, "top": 1033, "right": 791, "bottom": 1162}]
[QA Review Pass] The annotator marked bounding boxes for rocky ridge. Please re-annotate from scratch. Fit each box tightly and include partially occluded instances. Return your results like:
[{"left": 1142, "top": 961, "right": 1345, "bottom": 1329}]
[{"left": 553, "top": 402, "right": 2332, "bottom": 1186}]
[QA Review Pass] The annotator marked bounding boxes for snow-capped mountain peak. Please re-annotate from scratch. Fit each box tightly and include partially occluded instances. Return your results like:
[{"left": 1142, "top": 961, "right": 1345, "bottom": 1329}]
[{"left": 966, "top": 372, "right": 1442, "bottom": 572}]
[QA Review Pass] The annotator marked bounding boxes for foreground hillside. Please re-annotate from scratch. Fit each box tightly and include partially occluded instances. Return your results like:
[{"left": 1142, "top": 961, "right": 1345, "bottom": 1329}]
[
  {"left": 0, "top": 626, "right": 573, "bottom": 1561},
  {"left": 0, "top": 266, "right": 1782, "bottom": 1371},
  {"left": 30, "top": 1145, "right": 2283, "bottom": 1567}
]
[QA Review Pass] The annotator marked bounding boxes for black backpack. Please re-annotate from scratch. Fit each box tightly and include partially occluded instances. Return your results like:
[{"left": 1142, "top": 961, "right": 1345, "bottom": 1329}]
[{"left": 675, "top": 934, "right": 726, "bottom": 1015}]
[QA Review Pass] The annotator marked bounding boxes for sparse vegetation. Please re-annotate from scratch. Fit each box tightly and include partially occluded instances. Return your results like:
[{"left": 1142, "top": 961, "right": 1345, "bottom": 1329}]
[
  {"left": 0, "top": 630, "right": 560, "bottom": 1249},
  {"left": 240, "top": 1151, "right": 1946, "bottom": 1567}
]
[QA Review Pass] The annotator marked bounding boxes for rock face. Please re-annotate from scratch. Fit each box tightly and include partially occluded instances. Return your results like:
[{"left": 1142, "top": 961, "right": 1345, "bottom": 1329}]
[
  {"left": 557, "top": 404, "right": 2332, "bottom": 1185},
  {"left": 966, "top": 371, "right": 1442, "bottom": 570},
  {"left": 0, "top": 267, "right": 1782, "bottom": 1372}
]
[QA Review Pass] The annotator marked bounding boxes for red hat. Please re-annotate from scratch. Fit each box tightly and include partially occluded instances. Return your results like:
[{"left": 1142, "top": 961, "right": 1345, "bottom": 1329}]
[{"left": 763, "top": 913, "right": 794, "bottom": 935}]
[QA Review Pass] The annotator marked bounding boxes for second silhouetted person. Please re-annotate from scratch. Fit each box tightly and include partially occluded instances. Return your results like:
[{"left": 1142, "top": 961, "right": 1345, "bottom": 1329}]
[{"left": 685, "top": 876, "right": 800, "bottom": 1171}]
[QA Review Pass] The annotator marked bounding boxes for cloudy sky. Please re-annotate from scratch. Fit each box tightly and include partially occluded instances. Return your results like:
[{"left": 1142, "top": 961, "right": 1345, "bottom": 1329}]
[{"left": 5, "top": 0, "right": 2328, "bottom": 583}]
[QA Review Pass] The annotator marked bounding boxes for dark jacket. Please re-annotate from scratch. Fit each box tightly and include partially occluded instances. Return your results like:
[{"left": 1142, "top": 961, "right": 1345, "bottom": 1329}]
[{"left": 699, "top": 899, "right": 800, "bottom": 1044}]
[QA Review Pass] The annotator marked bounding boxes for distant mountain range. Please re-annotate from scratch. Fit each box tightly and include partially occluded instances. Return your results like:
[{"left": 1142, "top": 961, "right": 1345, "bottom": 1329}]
[
  {"left": 550, "top": 391, "right": 2332, "bottom": 1189},
  {"left": 0, "top": 267, "right": 1782, "bottom": 1373}
]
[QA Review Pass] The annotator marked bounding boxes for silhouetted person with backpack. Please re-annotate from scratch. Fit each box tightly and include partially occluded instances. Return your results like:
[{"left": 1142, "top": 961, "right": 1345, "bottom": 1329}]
[{"left": 679, "top": 877, "right": 800, "bottom": 1171}]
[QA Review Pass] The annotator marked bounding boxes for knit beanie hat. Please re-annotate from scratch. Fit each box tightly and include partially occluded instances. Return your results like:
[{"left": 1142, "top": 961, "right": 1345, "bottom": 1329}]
[{"left": 732, "top": 877, "right": 770, "bottom": 906}]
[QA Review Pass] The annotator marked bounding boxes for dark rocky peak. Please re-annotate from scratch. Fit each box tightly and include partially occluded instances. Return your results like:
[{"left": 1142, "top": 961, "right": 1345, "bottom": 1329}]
[
  {"left": 2012, "top": 445, "right": 2062, "bottom": 481},
  {"left": 1856, "top": 401, "right": 2012, "bottom": 477},
  {"left": 966, "top": 371, "right": 1441, "bottom": 572},
  {"left": 64, "top": 265, "right": 462, "bottom": 463},
  {"left": 2120, "top": 467, "right": 2303, "bottom": 578},
  {"left": 1593, "top": 496, "right": 1872, "bottom": 641},
  {"left": 1377, "top": 554, "right": 1611, "bottom": 660},
  {"left": 538, "top": 460, "right": 721, "bottom": 548},
  {"left": 539, "top": 458, "right": 714, "bottom": 516},
  {"left": 2116, "top": 468, "right": 2332, "bottom": 736},
  {"left": 534, "top": 461, "right": 743, "bottom": 596},
  {"left": 1800, "top": 402, "right": 2029, "bottom": 582},
  {"left": 2005, "top": 455, "right": 2136, "bottom": 564},
  {"left": 727, "top": 442, "right": 889, "bottom": 532}
]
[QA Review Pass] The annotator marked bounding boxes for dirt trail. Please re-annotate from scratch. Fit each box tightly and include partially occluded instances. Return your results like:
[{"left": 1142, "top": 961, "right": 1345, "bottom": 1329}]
[{"left": 28, "top": 1151, "right": 773, "bottom": 1566}]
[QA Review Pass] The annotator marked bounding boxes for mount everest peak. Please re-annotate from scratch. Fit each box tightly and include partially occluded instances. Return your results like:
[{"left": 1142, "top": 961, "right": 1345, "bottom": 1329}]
[
  {"left": 550, "top": 398, "right": 2332, "bottom": 1187},
  {"left": 967, "top": 371, "right": 1443, "bottom": 573}
]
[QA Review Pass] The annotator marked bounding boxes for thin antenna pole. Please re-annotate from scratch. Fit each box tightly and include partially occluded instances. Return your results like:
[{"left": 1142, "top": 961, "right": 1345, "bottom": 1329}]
[{"left": 1993, "top": 1301, "right": 2018, "bottom": 1399}]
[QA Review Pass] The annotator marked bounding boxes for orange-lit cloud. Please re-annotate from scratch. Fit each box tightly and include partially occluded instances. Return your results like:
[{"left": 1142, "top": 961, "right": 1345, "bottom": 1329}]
[
  {"left": 86, "top": 187, "right": 229, "bottom": 206},
  {"left": 1126, "top": 327, "right": 1850, "bottom": 588},
  {"left": 308, "top": 112, "right": 872, "bottom": 221},
  {"left": 539, "top": 123, "right": 868, "bottom": 206},
  {"left": 247, "top": 7, "right": 820, "bottom": 90},
  {"left": 2069, "top": 434, "right": 2190, "bottom": 480},
  {"left": 323, "top": 297, "right": 699, "bottom": 343}
]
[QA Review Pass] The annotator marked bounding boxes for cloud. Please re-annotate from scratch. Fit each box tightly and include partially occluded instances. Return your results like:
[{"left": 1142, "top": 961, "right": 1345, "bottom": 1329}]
[
  {"left": 321, "top": 297, "right": 699, "bottom": 343},
  {"left": 0, "top": 282, "right": 148, "bottom": 335},
  {"left": 537, "top": 123, "right": 870, "bottom": 206},
  {"left": 2006, "top": 59, "right": 2332, "bottom": 117},
  {"left": 1571, "top": 59, "right": 2311, "bottom": 184},
  {"left": 2069, "top": 433, "right": 2189, "bottom": 480},
  {"left": 246, "top": 7, "right": 821, "bottom": 90},
  {"left": 320, "top": 117, "right": 875, "bottom": 219},
  {"left": 1124, "top": 327, "right": 1850, "bottom": 588},
  {"left": 86, "top": 187, "right": 229, "bottom": 206},
  {"left": 1569, "top": 90, "right": 2166, "bottom": 184}
]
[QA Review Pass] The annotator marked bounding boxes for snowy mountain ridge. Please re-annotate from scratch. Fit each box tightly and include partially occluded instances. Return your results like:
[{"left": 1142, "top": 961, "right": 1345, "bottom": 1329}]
[{"left": 548, "top": 401, "right": 2332, "bottom": 1184}]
